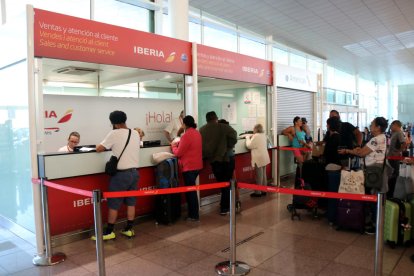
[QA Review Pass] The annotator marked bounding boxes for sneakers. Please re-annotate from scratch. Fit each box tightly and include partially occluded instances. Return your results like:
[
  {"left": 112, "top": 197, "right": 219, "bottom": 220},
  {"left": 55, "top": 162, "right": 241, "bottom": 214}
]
[
  {"left": 90, "top": 231, "right": 116, "bottom": 241},
  {"left": 250, "top": 193, "right": 262, "bottom": 198},
  {"left": 91, "top": 229, "right": 135, "bottom": 241},
  {"left": 365, "top": 226, "right": 376, "bottom": 235},
  {"left": 185, "top": 217, "right": 200, "bottom": 222},
  {"left": 120, "top": 229, "right": 135, "bottom": 238},
  {"left": 220, "top": 209, "right": 229, "bottom": 216}
]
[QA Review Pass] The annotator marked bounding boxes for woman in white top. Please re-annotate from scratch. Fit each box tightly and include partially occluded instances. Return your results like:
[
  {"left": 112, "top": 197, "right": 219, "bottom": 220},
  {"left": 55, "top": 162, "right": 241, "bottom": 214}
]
[
  {"left": 246, "top": 124, "right": 270, "bottom": 197},
  {"left": 338, "top": 117, "right": 388, "bottom": 167},
  {"left": 338, "top": 116, "right": 388, "bottom": 234},
  {"left": 58, "top": 131, "right": 80, "bottom": 152}
]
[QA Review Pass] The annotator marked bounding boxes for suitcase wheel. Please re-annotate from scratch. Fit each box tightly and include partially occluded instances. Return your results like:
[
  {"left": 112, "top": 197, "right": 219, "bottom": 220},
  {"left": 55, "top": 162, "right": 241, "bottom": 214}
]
[{"left": 236, "top": 200, "right": 241, "bottom": 213}]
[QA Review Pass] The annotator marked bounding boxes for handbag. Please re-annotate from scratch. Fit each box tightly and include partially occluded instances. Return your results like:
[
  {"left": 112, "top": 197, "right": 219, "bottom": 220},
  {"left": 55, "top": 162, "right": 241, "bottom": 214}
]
[
  {"left": 338, "top": 169, "right": 365, "bottom": 194},
  {"left": 311, "top": 143, "right": 325, "bottom": 157},
  {"left": 105, "top": 129, "right": 131, "bottom": 176},
  {"left": 364, "top": 155, "right": 386, "bottom": 190},
  {"left": 393, "top": 163, "right": 414, "bottom": 200}
]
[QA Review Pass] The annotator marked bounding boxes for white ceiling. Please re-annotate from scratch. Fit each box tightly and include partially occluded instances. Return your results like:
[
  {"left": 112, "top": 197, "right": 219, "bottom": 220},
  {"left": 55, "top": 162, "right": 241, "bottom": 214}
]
[{"left": 189, "top": 0, "right": 414, "bottom": 85}]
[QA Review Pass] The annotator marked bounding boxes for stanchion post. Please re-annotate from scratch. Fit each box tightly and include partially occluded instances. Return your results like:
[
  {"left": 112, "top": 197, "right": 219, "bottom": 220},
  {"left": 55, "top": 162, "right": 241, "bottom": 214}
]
[
  {"left": 374, "top": 193, "right": 385, "bottom": 276},
  {"left": 215, "top": 179, "right": 250, "bottom": 275},
  {"left": 92, "top": 190, "right": 106, "bottom": 276},
  {"left": 33, "top": 178, "right": 66, "bottom": 266}
]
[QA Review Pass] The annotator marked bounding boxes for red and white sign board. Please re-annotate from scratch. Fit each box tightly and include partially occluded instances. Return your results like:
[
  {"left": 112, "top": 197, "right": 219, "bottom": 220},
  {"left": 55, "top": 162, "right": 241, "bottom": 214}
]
[
  {"left": 34, "top": 8, "right": 191, "bottom": 74},
  {"left": 197, "top": 44, "right": 272, "bottom": 85}
]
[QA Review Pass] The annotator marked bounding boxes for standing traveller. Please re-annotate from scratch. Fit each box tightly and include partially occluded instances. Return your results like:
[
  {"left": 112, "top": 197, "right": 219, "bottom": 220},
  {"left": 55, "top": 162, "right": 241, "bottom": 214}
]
[
  {"left": 200, "top": 111, "right": 237, "bottom": 215},
  {"left": 282, "top": 116, "right": 310, "bottom": 164},
  {"left": 338, "top": 116, "right": 388, "bottom": 234},
  {"left": 171, "top": 115, "right": 203, "bottom": 221},
  {"left": 246, "top": 124, "right": 270, "bottom": 197},
  {"left": 93, "top": 110, "right": 140, "bottom": 240},
  {"left": 164, "top": 110, "right": 184, "bottom": 143},
  {"left": 387, "top": 120, "right": 410, "bottom": 197},
  {"left": 325, "top": 110, "right": 363, "bottom": 166}
]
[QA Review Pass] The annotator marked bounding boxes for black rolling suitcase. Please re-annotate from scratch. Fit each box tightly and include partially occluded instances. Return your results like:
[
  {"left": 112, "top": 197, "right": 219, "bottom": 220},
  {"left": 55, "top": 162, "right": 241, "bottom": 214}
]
[
  {"left": 326, "top": 169, "right": 341, "bottom": 224},
  {"left": 287, "top": 165, "right": 318, "bottom": 220},
  {"left": 155, "top": 158, "right": 181, "bottom": 225}
]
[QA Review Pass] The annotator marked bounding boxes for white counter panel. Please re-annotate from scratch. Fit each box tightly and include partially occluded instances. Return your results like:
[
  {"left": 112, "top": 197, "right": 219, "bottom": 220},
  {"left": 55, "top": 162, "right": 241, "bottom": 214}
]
[
  {"left": 39, "top": 146, "right": 172, "bottom": 180},
  {"left": 235, "top": 139, "right": 249, "bottom": 154}
]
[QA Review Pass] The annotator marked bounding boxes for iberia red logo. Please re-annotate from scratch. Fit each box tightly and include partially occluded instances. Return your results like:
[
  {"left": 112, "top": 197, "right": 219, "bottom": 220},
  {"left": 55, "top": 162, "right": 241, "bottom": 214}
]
[
  {"left": 44, "top": 109, "right": 73, "bottom": 133},
  {"left": 57, "top": 109, "right": 73, "bottom": 123},
  {"left": 165, "top": 52, "right": 176, "bottom": 63}
]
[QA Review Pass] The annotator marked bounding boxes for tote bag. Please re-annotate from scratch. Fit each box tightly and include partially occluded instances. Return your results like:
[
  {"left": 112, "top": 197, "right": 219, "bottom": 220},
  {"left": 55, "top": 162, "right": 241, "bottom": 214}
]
[{"left": 339, "top": 169, "right": 365, "bottom": 194}]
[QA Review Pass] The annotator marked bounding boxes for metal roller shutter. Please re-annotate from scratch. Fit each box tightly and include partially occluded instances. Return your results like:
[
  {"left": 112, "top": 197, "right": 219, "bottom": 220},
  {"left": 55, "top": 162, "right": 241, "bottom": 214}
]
[{"left": 276, "top": 87, "right": 314, "bottom": 135}]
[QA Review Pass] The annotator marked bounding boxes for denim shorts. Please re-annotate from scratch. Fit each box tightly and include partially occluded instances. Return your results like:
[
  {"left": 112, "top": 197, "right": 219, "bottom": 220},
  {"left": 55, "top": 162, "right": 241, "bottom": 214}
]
[{"left": 108, "top": 169, "right": 139, "bottom": 210}]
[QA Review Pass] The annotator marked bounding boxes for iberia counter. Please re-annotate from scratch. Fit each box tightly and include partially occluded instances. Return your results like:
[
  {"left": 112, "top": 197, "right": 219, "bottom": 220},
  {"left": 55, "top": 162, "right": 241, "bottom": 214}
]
[{"left": 37, "top": 140, "right": 272, "bottom": 237}]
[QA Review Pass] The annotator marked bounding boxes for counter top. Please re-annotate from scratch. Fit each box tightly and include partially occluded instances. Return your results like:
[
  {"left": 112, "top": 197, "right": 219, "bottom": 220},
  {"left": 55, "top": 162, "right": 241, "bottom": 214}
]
[{"left": 38, "top": 140, "right": 255, "bottom": 180}]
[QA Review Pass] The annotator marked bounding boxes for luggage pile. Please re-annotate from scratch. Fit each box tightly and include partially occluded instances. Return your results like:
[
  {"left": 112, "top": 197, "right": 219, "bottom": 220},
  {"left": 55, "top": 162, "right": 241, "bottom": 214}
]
[{"left": 384, "top": 162, "right": 414, "bottom": 248}]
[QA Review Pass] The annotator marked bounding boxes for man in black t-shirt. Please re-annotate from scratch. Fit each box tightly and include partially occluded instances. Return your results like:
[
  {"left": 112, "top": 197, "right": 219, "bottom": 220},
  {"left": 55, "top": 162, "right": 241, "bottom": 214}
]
[{"left": 324, "top": 110, "right": 363, "bottom": 164}]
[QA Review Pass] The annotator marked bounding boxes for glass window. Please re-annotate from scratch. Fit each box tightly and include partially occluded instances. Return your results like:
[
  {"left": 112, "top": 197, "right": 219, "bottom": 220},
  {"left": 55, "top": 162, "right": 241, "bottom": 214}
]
[
  {"left": 273, "top": 47, "right": 288, "bottom": 65},
  {"left": 326, "top": 89, "right": 335, "bottom": 103},
  {"left": 239, "top": 36, "right": 265, "bottom": 59},
  {"left": 308, "top": 59, "right": 323, "bottom": 74},
  {"left": 94, "top": 0, "right": 150, "bottom": 32},
  {"left": 198, "top": 84, "right": 266, "bottom": 135},
  {"left": 7, "top": 0, "right": 90, "bottom": 19},
  {"left": 289, "top": 52, "right": 306, "bottom": 69},
  {"left": 336, "top": 91, "right": 346, "bottom": 104},
  {"left": 0, "top": 60, "right": 34, "bottom": 231},
  {"left": 326, "top": 66, "right": 356, "bottom": 92},
  {"left": 203, "top": 24, "right": 237, "bottom": 52},
  {"left": 0, "top": 14, "right": 26, "bottom": 68}
]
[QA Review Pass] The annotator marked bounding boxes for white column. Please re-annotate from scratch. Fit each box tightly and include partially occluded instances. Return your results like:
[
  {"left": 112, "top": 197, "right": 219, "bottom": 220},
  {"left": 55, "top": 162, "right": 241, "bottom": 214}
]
[
  {"left": 168, "top": 0, "right": 195, "bottom": 120},
  {"left": 154, "top": 0, "right": 163, "bottom": 35},
  {"left": 168, "top": 0, "right": 189, "bottom": 40},
  {"left": 26, "top": 4, "right": 45, "bottom": 257},
  {"left": 1, "top": 0, "right": 6, "bottom": 24}
]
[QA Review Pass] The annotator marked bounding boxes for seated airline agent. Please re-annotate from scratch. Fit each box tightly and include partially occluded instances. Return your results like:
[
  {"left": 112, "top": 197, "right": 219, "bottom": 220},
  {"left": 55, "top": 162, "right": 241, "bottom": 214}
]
[{"left": 58, "top": 131, "right": 80, "bottom": 152}]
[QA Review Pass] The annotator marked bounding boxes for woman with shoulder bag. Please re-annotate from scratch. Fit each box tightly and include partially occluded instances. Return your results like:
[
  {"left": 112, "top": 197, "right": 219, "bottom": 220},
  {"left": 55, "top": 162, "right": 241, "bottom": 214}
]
[{"left": 338, "top": 116, "right": 388, "bottom": 234}]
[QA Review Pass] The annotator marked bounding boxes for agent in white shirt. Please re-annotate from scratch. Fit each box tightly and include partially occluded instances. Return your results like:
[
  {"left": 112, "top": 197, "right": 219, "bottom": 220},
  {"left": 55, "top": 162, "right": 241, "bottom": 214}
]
[
  {"left": 58, "top": 131, "right": 80, "bottom": 152},
  {"left": 164, "top": 110, "right": 184, "bottom": 143}
]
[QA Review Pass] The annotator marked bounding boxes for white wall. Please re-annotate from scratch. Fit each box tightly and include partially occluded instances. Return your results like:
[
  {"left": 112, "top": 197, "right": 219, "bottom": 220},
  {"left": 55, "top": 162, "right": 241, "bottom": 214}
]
[{"left": 43, "top": 95, "right": 183, "bottom": 152}]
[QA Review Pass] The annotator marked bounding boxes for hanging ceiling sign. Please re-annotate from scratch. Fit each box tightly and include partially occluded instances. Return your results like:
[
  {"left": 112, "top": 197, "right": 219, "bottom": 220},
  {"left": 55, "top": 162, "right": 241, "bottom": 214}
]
[
  {"left": 33, "top": 8, "right": 191, "bottom": 74},
  {"left": 276, "top": 63, "right": 318, "bottom": 92},
  {"left": 197, "top": 44, "right": 273, "bottom": 85}
]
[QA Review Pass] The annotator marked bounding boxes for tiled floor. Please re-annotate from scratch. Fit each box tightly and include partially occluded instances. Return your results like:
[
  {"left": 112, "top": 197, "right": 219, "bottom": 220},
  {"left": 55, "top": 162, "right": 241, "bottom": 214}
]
[{"left": 1, "top": 186, "right": 414, "bottom": 275}]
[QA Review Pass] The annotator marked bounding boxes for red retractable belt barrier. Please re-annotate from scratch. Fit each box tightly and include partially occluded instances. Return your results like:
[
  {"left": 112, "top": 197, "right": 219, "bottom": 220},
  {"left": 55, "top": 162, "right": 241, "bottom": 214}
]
[
  {"left": 32, "top": 178, "right": 229, "bottom": 199},
  {"left": 387, "top": 156, "right": 414, "bottom": 161},
  {"left": 238, "top": 182, "right": 377, "bottom": 202},
  {"left": 277, "top": 146, "right": 312, "bottom": 152},
  {"left": 32, "top": 178, "right": 93, "bottom": 197},
  {"left": 32, "top": 178, "right": 375, "bottom": 202},
  {"left": 103, "top": 182, "right": 229, "bottom": 198}
]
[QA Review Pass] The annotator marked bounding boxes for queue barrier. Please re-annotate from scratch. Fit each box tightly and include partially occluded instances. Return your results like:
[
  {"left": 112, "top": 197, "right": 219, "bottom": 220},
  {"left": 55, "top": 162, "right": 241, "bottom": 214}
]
[
  {"left": 387, "top": 155, "right": 414, "bottom": 161},
  {"left": 32, "top": 174, "right": 385, "bottom": 276}
]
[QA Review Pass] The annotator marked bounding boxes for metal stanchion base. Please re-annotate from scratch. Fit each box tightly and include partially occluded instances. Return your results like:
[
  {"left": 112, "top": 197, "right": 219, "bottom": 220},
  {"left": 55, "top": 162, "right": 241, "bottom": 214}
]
[
  {"left": 215, "top": 261, "right": 250, "bottom": 276},
  {"left": 33, "top": 252, "right": 66, "bottom": 266}
]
